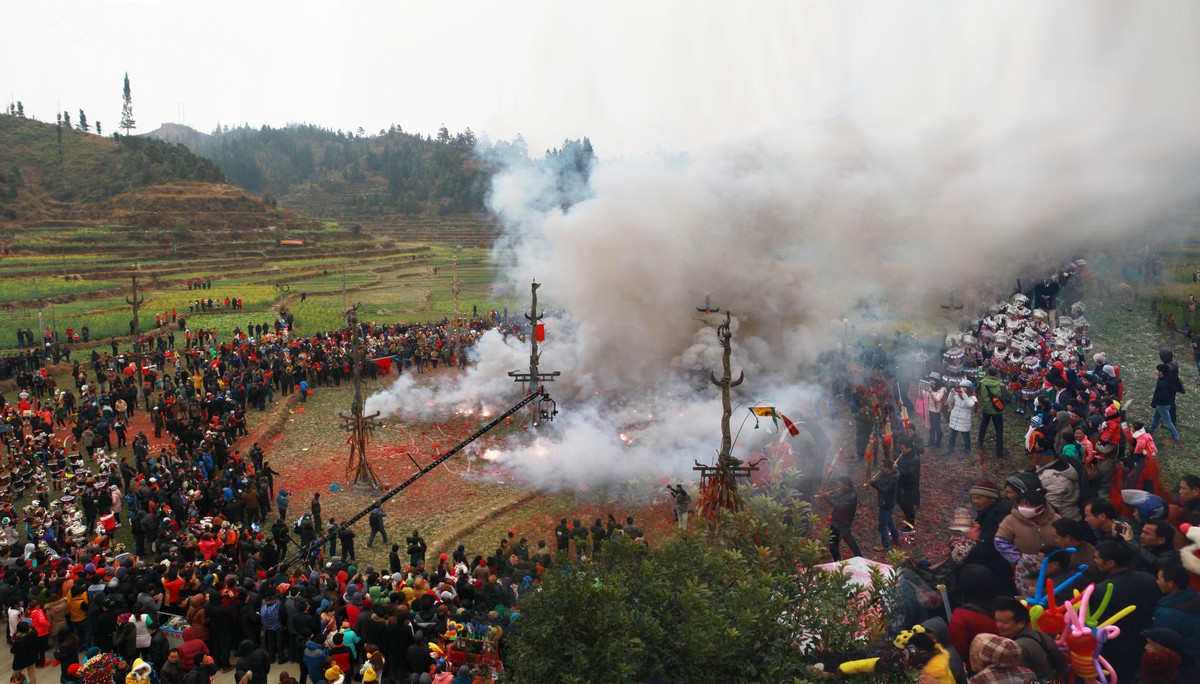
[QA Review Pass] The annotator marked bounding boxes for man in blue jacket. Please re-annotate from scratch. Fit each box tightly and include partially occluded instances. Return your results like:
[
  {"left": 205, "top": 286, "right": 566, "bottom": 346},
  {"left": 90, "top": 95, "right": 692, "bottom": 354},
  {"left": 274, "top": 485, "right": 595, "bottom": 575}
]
[
  {"left": 1153, "top": 563, "right": 1200, "bottom": 660},
  {"left": 301, "top": 636, "right": 329, "bottom": 684}
]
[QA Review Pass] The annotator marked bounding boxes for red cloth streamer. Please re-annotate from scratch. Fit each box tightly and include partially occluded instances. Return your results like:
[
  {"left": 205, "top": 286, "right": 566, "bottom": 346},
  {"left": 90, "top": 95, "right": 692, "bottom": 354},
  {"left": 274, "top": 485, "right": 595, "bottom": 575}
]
[
  {"left": 535, "top": 323, "right": 545, "bottom": 342},
  {"left": 372, "top": 357, "right": 392, "bottom": 375},
  {"left": 778, "top": 413, "right": 801, "bottom": 437}
]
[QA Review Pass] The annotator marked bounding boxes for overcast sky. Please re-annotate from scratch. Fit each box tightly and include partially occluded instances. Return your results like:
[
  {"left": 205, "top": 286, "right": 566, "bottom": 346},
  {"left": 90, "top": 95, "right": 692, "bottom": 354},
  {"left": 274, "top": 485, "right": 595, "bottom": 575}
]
[{"left": 3, "top": 1, "right": 1199, "bottom": 157}]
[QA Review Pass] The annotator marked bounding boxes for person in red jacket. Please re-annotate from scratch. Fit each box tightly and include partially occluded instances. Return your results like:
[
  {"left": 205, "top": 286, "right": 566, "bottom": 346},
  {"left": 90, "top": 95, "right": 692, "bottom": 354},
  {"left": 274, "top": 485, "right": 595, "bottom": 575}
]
[
  {"left": 949, "top": 564, "right": 999, "bottom": 675},
  {"left": 328, "top": 633, "right": 353, "bottom": 679},
  {"left": 27, "top": 600, "right": 52, "bottom": 667},
  {"left": 1092, "top": 403, "right": 1124, "bottom": 498},
  {"left": 177, "top": 627, "right": 210, "bottom": 674}
]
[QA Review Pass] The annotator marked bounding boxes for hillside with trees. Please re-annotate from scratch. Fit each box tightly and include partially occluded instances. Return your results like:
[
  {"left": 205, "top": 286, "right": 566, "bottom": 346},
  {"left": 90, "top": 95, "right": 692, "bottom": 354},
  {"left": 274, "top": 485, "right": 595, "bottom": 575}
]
[
  {"left": 145, "top": 122, "right": 597, "bottom": 229},
  {"left": 0, "top": 112, "right": 225, "bottom": 223}
]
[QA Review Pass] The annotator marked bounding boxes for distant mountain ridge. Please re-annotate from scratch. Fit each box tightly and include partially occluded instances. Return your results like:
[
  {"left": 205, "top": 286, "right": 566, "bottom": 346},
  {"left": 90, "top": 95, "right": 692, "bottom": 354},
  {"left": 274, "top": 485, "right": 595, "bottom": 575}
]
[{"left": 144, "top": 122, "right": 597, "bottom": 229}]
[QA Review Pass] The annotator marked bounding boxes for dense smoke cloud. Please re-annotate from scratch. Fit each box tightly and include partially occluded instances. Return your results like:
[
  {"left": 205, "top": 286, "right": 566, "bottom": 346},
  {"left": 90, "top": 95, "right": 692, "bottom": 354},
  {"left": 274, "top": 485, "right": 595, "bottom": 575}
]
[{"left": 368, "top": 3, "right": 1200, "bottom": 488}]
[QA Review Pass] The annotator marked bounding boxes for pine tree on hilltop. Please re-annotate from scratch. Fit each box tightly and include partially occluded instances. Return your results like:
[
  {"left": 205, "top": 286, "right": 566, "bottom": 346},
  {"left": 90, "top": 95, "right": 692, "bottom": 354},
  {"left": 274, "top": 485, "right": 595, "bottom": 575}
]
[
  {"left": 77, "top": 109, "right": 89, "bottom": 133},
  {"left": 120, "top": 73, "right": 136, "bottom": 135}
]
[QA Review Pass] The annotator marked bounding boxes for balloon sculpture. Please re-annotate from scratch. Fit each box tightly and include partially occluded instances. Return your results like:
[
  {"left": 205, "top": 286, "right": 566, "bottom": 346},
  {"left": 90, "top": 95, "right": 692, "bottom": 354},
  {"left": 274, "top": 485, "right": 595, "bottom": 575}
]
[
  {"left": 1057, "top": 584, "right": 1131, "bottom": 684},
  {"left": 1021, "top": 551, "right": 1134, "bottom": 684}
]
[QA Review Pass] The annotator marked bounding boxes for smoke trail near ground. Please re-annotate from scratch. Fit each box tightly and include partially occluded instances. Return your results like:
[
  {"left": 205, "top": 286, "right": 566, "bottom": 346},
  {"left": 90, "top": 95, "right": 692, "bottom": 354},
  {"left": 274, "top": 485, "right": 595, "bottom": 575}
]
[{"left": 368, "top": 3, "right": 1200, "bottom": 489}]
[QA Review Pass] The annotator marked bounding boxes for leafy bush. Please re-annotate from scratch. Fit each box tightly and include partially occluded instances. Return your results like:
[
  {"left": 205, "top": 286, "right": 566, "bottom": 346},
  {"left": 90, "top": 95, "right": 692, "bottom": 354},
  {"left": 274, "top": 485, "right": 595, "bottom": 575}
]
[{"left": 505, "top": 499, "right": 896, "bottom": 683}]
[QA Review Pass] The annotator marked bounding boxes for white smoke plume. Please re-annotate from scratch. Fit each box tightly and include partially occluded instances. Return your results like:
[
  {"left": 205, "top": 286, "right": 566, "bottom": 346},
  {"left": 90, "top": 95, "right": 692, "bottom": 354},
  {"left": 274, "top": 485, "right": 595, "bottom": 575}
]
[{"left": 368, "top": 3, "right": 1200, "bottom": 489}]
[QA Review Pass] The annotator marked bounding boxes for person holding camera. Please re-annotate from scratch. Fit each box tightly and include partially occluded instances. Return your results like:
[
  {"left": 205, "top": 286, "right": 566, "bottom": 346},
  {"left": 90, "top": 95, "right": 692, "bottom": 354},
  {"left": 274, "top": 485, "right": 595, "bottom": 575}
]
[
  {"left": 405, "top": 530, "right": 426, "bottom": 568},
  {"left": 945, "top": 380, "right": 977, "bottom": 459}
]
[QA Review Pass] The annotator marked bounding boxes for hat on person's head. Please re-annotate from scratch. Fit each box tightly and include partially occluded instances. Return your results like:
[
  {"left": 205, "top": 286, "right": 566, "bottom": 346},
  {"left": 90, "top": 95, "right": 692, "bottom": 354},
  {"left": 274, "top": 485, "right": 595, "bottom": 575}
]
[
  {"left": 1104, "top": 404, "right": 1119, "bottom": 417},
  {"left": 959, "top": 379, "right": 973, "bottom": 388},
  {"left": 1050, "top": 403, "right": 1065, "bottom": 411},
  {"left": 1093, "top": 352, "right": 1106, "bottom": 364},
  {"left": 86, "top": 646, "right": 101, "bottom": 659},
  {"left": 1143, "top": 627, "right": 1186, "bottom": 655},
  {"left": 970, "top": 480, "right": 1000, "bottom": 499},
  {"left": 949, "top": 507, "right": 974, "bottom": 532},
  {"left": 1126, "top": 492, "right": 1166, "bottom": 521},
  {"left": 1029, "top": 414, "right": 1044, "bottom": 429},
  {"left": 1103, "top": 364, "right": 1117, "bottom": 377},
  {"left": 1141, "top": 648, "right": 1182, "bottom": 682}
]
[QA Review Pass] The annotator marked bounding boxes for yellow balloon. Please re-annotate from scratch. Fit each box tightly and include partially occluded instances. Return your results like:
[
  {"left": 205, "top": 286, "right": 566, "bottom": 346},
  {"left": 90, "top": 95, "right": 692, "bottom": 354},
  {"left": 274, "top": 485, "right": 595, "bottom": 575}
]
[
  {"left": 1098, "top": 605, "right": 1135, "bottom": 628},
  {"left": 838, "top": 658, "right": 880, "bottom": 675}
]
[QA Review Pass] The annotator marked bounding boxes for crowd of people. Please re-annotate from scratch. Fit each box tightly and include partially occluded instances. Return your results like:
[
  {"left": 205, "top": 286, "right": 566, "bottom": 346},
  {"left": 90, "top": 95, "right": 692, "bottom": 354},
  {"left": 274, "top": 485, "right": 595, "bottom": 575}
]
[
  {"left": 813, "top": 261, "right": 1200, "bottom": 684},
  {"left": 0, "top": 309, "right": 556, "bottom": 684}
]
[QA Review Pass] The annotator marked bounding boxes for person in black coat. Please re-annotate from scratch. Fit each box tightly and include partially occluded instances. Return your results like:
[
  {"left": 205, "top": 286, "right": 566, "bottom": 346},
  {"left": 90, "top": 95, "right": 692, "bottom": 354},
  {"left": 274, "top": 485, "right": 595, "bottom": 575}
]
[
  {"left": 895, "top": 440, "right": 921, "bottom": 529},
  {"left": 388, "top": 544, "right": 402, "bottom": 574},
  {"left": 1150, "top": 364, "right": 1182, "bottom": 442},
  {"left": 963, "top": 480, "right": 1017, "bottom": 596},
  {"left": 337, "top": 526, "right": 355, "bottom": 561},
  {"left": 406, "top": 633, "right": 432, "bottom": 677},
  {"left": 207, "top": 592, "right": 236, "bottom": 669},
  {"left": 867, "top": 460, "right": 901, "bottom": 551},
  {"left": 385, "top": 609, "right": 416, "bottom": 679},
  {"left": 1090, "top": 541, "right": 1160, "bottom": 682},
  {"left": 10, "top": 622, "right": 41, "bottom": 682},
  {"left": 147, "top": 622, "right": 172, "bottom": 670},
  {"left": 356, "top": 608, "right": 389, "bottom": 654},
  {"left": 234, "top": 639, "right": 271, "bottom": 684},
  {"left": 817, "top": 476, "right": 861, "bottom": 561}
]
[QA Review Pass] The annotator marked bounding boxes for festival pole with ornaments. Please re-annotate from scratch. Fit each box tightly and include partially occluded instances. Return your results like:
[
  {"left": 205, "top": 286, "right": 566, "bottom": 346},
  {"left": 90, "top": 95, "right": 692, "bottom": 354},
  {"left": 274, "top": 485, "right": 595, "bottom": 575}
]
[
  {"left": 340, "top": 303, "right": 383, "bottom": 490},
  {"left": 127, "top": 273, "right": 146, "bottom": 398},
  {"left": 693, "top": 308, "right": 760, "bottom": 522},
  {"left": 508, "top": 280, "right": 560, "bottom": 427}
]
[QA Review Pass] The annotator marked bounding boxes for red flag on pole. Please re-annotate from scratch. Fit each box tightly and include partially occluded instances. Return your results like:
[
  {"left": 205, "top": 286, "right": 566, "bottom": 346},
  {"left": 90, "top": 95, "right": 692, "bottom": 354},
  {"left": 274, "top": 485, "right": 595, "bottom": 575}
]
[
  {"left": 372, "top": 357, "right": 392, "bottom": 375},
  {"left": 535, "top": 323, "right": 545, "bottom": 342}
]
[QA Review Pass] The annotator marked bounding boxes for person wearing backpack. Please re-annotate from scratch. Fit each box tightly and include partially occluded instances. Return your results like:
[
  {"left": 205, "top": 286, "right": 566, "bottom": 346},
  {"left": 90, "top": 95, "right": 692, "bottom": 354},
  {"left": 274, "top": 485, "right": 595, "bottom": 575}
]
[
  {"left": 977, "top": 367, "right": 1013, "bottom": 459},
  {"left": 993, "top": 597, "right": 1067, "bottom": 683}
]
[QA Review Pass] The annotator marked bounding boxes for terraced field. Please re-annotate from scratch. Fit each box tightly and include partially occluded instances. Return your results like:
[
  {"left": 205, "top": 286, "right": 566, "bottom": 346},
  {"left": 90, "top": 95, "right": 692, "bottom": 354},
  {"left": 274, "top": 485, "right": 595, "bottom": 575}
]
[{"left": 0, "top": 218, "right": 513, "bottom": 350}]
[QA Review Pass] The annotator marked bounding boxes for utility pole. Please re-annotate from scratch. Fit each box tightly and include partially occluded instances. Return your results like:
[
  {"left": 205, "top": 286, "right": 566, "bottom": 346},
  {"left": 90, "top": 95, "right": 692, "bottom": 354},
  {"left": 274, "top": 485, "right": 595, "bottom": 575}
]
[
  {"left": 452, "top": 245, "right": 462, "bottom": 365},
  {"left": 127, "top": 274, "right": 145, "bottom": 398},
  {"left": 508, "top": 280, "right": 560, "bottom": 426}
]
